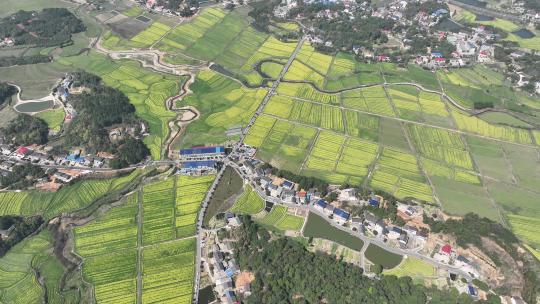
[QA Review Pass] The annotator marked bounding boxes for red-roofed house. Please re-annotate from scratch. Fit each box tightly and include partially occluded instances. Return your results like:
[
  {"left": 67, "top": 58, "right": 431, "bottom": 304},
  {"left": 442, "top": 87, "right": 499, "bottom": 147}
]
[
  {"left": 15, "top": 146, "right": 32, "bottom": 159},
  {"left": 441, "top": 244, "right": 452, "bottom": 255},
  {"left": 376, "top": 55, "right": 390, "bottom": 62}
]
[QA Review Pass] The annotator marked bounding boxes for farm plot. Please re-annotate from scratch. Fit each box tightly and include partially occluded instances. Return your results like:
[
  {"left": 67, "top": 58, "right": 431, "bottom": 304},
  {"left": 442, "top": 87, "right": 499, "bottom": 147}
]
[
  {"left": 284, "top": 60, "right": 326, "bottom": 88},
  {"left": 175, "top": 175, "right": 215, "bottom": 238},
  {"left": 142, "top": 178, "right": 175, "bottom": 245},
  {"left": 247, "top": 116, "right": 317, "bottom": 172},
  {"left": 157, "top": 8, "right": 226, "bottom": 52},
  {"left": 142, "top": 238, "right": 196, "bottom": 304},
  {"left": 344, "top": 111, "right": 380, "bottom": 142},
  {"left": 507, "top": 214, "right": 540, "bottom": 253},
  {"left": 407, "top": 125, "right": 474, "bottom": 170},
  {"left": 497, "top": 142, "right": 540, "bottom": 193},
  {"left": 58, "top": 52, "right": 181, "bottom": 159},
  {"left": 369, "top": 147, "right": 433, "bottom": 202},
  {"left": 422, "top": 158, "right": 480, "bottom": 185},
  {"left": 381, "top": 63, "right": 439, "bottom": 91},
  {"left": 325, "top": 53, "right": 383, "bottom": 91},
  {"left": 430, "top": 176, "right": 499, "bottom": 221},
  {"left": 241, "top": 37, "right": 298, "bottom": 86},
  {"left": 179, "top": 70, "right": 267, "bottom": 147},
  {"left": 334, "top": 137, "right": 379, "bottom": 183},
  {"left": 342, "top": 86, "right": 396, "bottom": 117},
  {"left": 277, "top": 82, "right": 340, "bottom": 105},
  {"left": 260, "top": 61, "right": 283, "bottom": 79},
  {"left": 466, "top": 136, "right": 514, "bottom": 184},
  {"left": 384, "top": 256, "right": 435, "bottom": 283},
  {"left": 0, "top": 230, "right": 58, "bottom": 304},
  {"left": 452, "top": 109, "right": 533, "bottom": 145},
  {"left": 230, "top": 185, "right": 265, "bottom": 215},
  {"left": 130, "top": 22, "right": 171, "bottom": 48},
  {"left": 258, "top": 205, "right": 305, "bottom": 232},
  {"left": 75, "top": 194, "right": 138, "bottom": 304},
  {"left": 295, "top": 43, "right": 333, "bottom": 75},
  {"left": 303, "top": 131, "right": 350, "bottom": 183},
  {"left": 265, "top": 95, "right": 344, "bottom": 132}
]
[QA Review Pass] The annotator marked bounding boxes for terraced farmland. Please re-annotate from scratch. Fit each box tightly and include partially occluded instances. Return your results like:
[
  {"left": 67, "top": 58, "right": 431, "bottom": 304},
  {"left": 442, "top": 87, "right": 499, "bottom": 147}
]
[
  {"left": 142, "top": 178, "right": 176, "bottom": 245},
  {"left": 175, "top": 175, "right": 215, "bottom": 237},
  {"left": 75, "top": 194, "right": 138, "bottom": 304},
  {"left": 141, "top": 238, "right": 196, "bottom": 304}
]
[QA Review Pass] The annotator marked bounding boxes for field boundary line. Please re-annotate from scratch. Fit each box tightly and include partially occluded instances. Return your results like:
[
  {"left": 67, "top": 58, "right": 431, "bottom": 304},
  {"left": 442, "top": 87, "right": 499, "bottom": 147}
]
[
  {"left": 173, "top": 176, "right": 178, "bottom": 239},
  {"left": 362, "top": 145, "right": 383, "bottom": 189},
  {"left": 299, "top": 129, "right": 320, "bottom": 172},
  {"left": 275, "top": 92, "right": 540, "bottom": 150},
  {"left": 136, "top": 189, "right": 143, "bottom": 304}
]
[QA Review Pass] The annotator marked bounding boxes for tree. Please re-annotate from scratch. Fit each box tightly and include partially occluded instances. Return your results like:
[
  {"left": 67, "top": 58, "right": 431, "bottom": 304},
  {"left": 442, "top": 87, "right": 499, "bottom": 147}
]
[
  {"left": 110, "top": 138, "right": 149, "bottom": 169},
  {"left": 371, "top": 264, "right": 383, "bottom": 275},
  {"left": 0, "top": 82, "right": 16, "bottom": 105},
  {"left": 1, "top": 114, "right": 49, "bottom": 145}
]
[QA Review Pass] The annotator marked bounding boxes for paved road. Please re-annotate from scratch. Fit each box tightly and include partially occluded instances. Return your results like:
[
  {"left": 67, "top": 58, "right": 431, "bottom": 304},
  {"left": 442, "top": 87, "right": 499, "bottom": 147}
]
[
  {"left": 227, "top": 161, "right": 475, "bottom": 281},
  {"left": 448, "top": 0, "right": 522, "bottom": 23}
]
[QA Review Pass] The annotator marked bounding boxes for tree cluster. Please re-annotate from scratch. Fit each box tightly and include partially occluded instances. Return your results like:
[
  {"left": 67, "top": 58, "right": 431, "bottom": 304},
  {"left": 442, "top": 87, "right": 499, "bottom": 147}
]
[
  {"left": 0, "top": 8, "right": 85, "bottom": 47},
  {"left": 233, "top": 216, "right": 501, "bottom": 304},
  {"left": 248, "top": 0, "right": 281, "bottom": 31},
  {"left": 404, "top": 1, "right": 449, "bottom": 19},
  {"left": 0, "top": 163, "right": 45, "bottom": 190},
  {"left": 261, "top": 163, "right": 328, "bottom": 195},
  {"left": 64, "top": 71, "right": 148, "bottom": 167},
  {"left": 0, "top": 82, "right": 16, "bottom": 106},
  {"left": 1, "top": 114, "right": 49, "bottom": 146},
  {"left": 0, "top": 215, "right": 44, "bottom": 257}
]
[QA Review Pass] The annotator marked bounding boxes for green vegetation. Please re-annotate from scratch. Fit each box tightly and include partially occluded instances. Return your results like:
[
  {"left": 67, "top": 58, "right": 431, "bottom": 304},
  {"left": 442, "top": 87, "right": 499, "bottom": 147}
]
[
  {"left": 34, "top": 108, "right": 65, "bottom": 131},
  {"left": 230, "top": 185, "right": 265, "bottom": 214},
  {"left": 258, "top": 205, "right": 304, "bottom": 232},
  {"left": 384, "top": 256, "right": 435, "bottom": 282},
  {"left": 0, "top": 163, "right": 44, "bottom": 190},
  {"left": 234, "top": 216, "right": 487, "bottom": 304},
  {"left": 0, "top": 8, "right": 84, "bottom": 47},
  {"left": 0, "top": 82, "right": 16, "bottom": 105},
  {"left": 58, "top": 52, "right": 182, "bottom": 159},
  {"left": 365, "top": 244, "right": 403, "bottom": 269},
  {"left": 303, "top": 212, "right": 364, "bottom": 251},
  {"left": 179, "top": 70, "right": 267, "bottom": 147},
  {"left": 175, "top": 175, "right": 215, "bottom": 237},
  {"left": 1, "top": 114, "right": 49, "bottom": 145},
  {"left": 203, "top": 166, "right": 243, "bottom": 226},
  {"left": 478, "top": 112, "right": 532, "bottom": 128}
]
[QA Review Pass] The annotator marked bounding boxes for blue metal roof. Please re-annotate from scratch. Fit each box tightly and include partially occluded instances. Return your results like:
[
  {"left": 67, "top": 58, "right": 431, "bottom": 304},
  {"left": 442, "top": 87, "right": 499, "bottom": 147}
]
[
  {"left": 467, "top": 285, "right": 476, "bottom": 296},
  {"left": 183, "top": 160, "right": 217, "bottom": 169},
  {"left": 369, "top": 199, "right": 380, "bottom": 206},
  {"left": 225, "top": 268, "right": 235, "bottom": 278},
  {"left": 180, "top": 146, "right": 224, "bottom": 155},
  {"left": 391, "top": 227, "right": 402, "bottom": 233},
  {"left": 316, "top": 199, "right": 328, "bottom": 208},
  {"left": 282, "top": 181, "right": 293, "bottom": 188},
  {"left": 333, "top": 208, "right": 350, "bottom": 219}
]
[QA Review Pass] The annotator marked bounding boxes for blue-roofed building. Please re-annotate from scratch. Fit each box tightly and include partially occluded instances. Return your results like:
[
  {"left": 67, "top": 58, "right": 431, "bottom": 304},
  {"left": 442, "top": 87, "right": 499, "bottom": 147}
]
[
  {"left": 225, "top": 265, "right": 238, "bottom": 278},
  {"left": 431, "top": 52, "right": 443, "bottom": 58},
  {"left": 368, "top": 198, "right": 380, "bottom": 207},
  {"left": 179, "top": 146, "right": 225, "bottom": 161},
  {"left": 388, "top": 226, "right": 402, "bottom": 239},
  {"left": 281, "top": 180, "right": 294, "bottom": 190},
  {"left": 432, "top": 9, "right": 449, "bottom": 17},
  {"left": 333, "top": 208, "right": 350, "bottom": 225},
  {"left": 314, "top": 199, "right": 328, "bottom": 211},
  {"left": 179, "top": 160, "right": 217, "bottom": 175},
  {"left": 65, "top": 154, "right": 85, "bottom": 165},
  {"left": 467, "top": 285, "right": 476, "bottom": 297}
]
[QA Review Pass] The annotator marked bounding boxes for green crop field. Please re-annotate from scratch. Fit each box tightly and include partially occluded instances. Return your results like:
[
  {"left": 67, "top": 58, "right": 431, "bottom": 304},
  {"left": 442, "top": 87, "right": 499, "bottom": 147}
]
[
  {"left": 384, "top": 256, "right": 434, "bottom": 281},
  {"left": 75, "top": 194, "right": 138, "bottom": 304},
  {"left": 57, "top": 52, "right": 182, "bottom": 159},
  {"left": 258, "top": 204, "right": 305, "bottom": 232},
  {"left": 230, "top": 185, "right": 265, "bottom": 214},
  {"left": 0, "top": 230, "right": 62, "bottom": 304},
  {"left": 175, "top": 175, "right": 215, "bottom": 237},
  {"left": 342, "top": 86, "right": 396, "bottom": 117},
  {"left": 365, "top": 244, "right": 402, "bottom": 269},
  {"left": 178, "top": 70, "right": 267, "bottom": 148},
  {"left": 142, "top": 178, "right": 176, "bottom": 245},
  {"left": 260, "top": 61, "right": 283, "bottom": 79},
  {"left": 35, "top": 108, "right": 65, "bottom": 131},
  {"left": 142, "top": 238, "right": 196, "bottom": 304},
  {"left": 325, "top": 53, "right": 383, "bottom": 91}
]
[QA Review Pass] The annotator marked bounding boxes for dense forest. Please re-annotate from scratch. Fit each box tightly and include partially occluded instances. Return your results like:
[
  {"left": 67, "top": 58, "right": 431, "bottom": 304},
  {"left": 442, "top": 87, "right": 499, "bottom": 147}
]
[
  {"left": 1, "top": 114, "right": 49, "bottom": 145},
  {"left": 0, "top": 82, "right": 16, "bottom": 106},
  {"left": 233, "top": 216, "right": 501, "bottom": 304},
  {"left": 0, "top": 8, "right": 85, "bottom": 47},
  {"left": 65, "top": 71, "right": 148, "bottom": 167}
]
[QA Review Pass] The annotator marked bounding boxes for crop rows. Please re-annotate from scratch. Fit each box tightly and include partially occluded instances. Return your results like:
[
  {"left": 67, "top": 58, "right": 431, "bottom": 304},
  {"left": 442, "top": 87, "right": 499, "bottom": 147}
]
[
  {"left": 131, "top": 22, "right": 171, "bottom": 47},
  {"left": 158, "top": 8, "right": 226, "bottom": 51},
  {"left": 259, "top": 205, "right": 304, "bottom": 231},
  {"left": 277, "top": 82, "right": 339, "bottom": 104},
  {"left": 422, "top": 158, "right": 480, "bottom": 184},
  {"left": 142, "top": 179, "right": 175, "bottom": 245},
  {"left": 284, "top": 60, "right": 325, "bottom": 87},
  {"left": 175, "top": 175, "right": 214, "bottom": 238},
  {"left": 230, "top": 185, "right": 265, "bottom": 214},
  {"left": 452, "top": 110, "right": 533, "bottom": 144},
  {"left": 342, "top": 86, "right": 395, "bottom": 117},
  {"left": 142, "top": 238, "right": 196, "bottom": 304},
  {"left": 295, "top": 44, "right": 333, "bottom": 75},
  {"left": 408, "top": 125, "right": 474, "bottom": 169}
]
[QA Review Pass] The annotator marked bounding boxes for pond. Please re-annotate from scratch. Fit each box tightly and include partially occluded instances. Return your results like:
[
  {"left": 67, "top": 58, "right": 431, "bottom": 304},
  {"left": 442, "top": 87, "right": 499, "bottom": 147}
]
[
  {"left": 436, "top": 18, "right": 463, "bottom": 32},
  {"left": 198, "top": 285, "right": 216, "bottom": 304},
  {"left": 14, "top": 100, "right": 54, "bottom": 113},
  {"left": 454, "top": 0, "right": 487, "bottom": 8},
  {"left": 475, "top": 14, "right": 494, "bottom": 21},
  {"left": 512, "top": 28, "right": 535, "bottom": 39}
]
